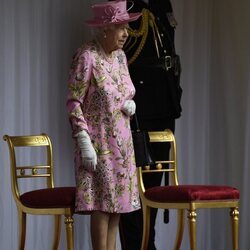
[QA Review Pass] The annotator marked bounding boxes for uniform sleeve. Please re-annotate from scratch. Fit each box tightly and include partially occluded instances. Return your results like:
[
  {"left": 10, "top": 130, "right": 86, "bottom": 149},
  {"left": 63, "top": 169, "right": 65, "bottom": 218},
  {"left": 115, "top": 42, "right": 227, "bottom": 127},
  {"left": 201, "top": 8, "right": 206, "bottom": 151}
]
[{"left": 66, "top": 47, "right": 92, "bottom": 137}]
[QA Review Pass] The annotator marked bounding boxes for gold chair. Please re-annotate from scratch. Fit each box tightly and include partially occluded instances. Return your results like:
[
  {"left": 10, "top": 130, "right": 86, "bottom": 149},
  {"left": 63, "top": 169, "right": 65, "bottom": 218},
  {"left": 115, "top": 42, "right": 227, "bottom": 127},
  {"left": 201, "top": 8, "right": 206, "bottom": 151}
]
[
  {"left": 137, "top": 130, "right": 240, "bottom": 250},
  {"left": 3, "top": 133, "right": 76, "bottom": 250}
]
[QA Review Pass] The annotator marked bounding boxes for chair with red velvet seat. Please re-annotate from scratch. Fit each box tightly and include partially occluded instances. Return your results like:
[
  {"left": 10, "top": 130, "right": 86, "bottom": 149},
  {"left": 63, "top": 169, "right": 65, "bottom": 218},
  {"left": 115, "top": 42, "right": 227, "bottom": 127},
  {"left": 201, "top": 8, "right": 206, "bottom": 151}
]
[
  {"left": 137, "top": 130, "right": 240, "bottom": 250},
  {"left": 3, "top": 133, "right": 76, "bottom": 250}
]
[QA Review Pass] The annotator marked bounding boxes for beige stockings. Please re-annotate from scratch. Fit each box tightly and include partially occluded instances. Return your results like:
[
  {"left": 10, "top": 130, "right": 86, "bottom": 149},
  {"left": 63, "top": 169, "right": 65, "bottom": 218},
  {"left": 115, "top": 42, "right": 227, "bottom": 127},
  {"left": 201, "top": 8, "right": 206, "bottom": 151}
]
[{"left": 91, "top": 211, "right": 120, "bottom": 250}]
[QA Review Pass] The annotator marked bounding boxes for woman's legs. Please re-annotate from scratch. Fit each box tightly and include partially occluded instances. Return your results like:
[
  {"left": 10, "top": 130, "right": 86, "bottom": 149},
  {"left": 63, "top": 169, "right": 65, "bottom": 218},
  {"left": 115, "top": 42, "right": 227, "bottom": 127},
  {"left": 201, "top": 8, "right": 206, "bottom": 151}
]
[
  {"left": 91, "top": 211, "right": 109, "bottom": 250},
  {"left": 91, "top": 211, "right": 120, "bottom": 250},
  {"left": 107, "top": 213, "right": 120, "bottom": 250}
]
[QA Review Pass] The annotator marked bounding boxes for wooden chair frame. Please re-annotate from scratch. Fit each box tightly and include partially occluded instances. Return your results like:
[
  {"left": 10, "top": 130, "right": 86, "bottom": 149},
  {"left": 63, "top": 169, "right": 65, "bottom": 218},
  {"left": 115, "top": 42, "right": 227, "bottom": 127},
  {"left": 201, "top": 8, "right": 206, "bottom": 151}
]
[
  {"left": 3, "top": 134, "right": 75, "bottom": 250},
  {"left": 137, "top": 129, "right": 239, "bottom": 250}
]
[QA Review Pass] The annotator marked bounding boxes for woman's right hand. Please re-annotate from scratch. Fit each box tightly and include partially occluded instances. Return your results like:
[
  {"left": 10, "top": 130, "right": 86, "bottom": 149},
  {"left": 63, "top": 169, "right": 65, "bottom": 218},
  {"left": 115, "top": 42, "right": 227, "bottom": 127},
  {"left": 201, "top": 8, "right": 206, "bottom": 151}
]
[{"left": 77, "top": 130, "right": 97, "bottom": 171}]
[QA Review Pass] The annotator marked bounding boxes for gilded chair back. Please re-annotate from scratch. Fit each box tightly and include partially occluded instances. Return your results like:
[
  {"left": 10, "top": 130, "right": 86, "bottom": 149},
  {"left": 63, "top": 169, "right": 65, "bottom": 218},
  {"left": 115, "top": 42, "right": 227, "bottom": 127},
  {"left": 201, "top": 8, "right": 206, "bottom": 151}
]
[
  {"left": 138, "top": 129, "right": 178, "bottom": 195},
  {"left": 3, "top": 134, "right": 54, "bottom": 205}
]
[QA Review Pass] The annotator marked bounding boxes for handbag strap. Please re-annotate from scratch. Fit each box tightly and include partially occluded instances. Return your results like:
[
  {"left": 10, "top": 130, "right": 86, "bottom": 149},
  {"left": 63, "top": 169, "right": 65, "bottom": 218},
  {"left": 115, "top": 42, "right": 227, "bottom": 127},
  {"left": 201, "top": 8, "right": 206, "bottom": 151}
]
[{"left": 134, "top": 113, "right": 140, "bottom": 132}]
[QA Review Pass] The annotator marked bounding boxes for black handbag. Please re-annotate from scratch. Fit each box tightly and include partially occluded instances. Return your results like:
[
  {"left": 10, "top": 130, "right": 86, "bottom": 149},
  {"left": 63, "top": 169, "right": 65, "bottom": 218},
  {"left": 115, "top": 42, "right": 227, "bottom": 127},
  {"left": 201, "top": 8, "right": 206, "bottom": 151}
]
[{"left": 132, "top": 113, "right": 155, "bottom": 167}]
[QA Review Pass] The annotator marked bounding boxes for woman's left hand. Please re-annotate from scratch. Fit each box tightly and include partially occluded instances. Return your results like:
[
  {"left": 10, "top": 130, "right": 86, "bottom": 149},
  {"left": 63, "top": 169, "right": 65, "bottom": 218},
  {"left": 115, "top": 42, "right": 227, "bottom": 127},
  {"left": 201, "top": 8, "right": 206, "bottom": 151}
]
[{"left": 122, "top": 100, "right": 136, "bottom": 116}]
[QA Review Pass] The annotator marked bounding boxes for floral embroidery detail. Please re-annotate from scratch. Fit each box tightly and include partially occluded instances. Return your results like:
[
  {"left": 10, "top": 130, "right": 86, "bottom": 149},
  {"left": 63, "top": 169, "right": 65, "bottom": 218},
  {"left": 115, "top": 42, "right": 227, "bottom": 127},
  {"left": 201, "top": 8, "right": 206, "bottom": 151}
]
[
  {"left": 68, "top": 82, "right": 88, "bottom": 99},
  {"left": 76, "top": 72, "right": 85, "bottom": 81},
  {"left": 115, "top": 183, "right": 125, "bottom": 197},
  {"left": 117, "top": 54, "right": 124, "bottom": 64},
  {"left": 93, "top": 141, "right": 111, "bottom": 155},
  {"left": 70, "top": 106, "right": 82, "bottom": 118},
  {"left": 96, "top": 75, "right": 107, "bottom": 84},
  {"left": 83, "top": 193, "right": 93, "bottom": 204}
]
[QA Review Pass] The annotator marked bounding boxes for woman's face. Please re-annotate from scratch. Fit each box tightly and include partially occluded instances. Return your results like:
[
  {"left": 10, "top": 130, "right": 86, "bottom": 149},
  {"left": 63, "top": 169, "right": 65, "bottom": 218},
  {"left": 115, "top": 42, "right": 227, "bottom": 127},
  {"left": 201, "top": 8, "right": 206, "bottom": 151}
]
[{"left": 104, "top": 23, "right": 129, "bottom": 52}]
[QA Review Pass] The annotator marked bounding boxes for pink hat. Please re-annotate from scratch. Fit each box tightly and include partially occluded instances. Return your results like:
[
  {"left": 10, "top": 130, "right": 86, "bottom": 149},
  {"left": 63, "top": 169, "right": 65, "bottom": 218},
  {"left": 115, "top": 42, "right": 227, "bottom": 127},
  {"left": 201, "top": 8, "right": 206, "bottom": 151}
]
[{"left": 85, "top": 0, "right": 141, "bottom": 27}]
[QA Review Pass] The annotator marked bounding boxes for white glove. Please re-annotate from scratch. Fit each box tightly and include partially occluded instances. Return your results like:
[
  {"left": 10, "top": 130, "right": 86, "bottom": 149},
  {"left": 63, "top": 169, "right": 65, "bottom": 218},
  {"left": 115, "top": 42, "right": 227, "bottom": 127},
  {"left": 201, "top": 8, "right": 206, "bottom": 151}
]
[
  {"left": 122, "top": 100, "right": 136, "bottom": 116},
  {"left": 77, "top": 130, "right": 97, "bottom": 171}
]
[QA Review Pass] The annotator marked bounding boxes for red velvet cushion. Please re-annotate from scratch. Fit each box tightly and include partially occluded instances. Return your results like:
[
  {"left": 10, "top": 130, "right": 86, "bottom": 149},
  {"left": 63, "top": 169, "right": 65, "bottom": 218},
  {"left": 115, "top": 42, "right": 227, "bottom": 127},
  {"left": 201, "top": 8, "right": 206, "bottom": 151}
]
[
  {"left": 145, "top": 185, "right": 240, "bottom": 203},
  {"left": 20, "top": 187, "right": 76, "bottom": 208}
]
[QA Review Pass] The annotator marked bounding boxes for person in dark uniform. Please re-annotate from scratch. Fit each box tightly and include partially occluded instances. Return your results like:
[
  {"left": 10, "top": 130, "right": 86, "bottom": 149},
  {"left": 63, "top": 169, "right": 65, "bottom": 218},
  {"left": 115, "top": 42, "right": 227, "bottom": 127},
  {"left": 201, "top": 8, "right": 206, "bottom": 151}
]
[{"left": 119, "top": 0, "right": 182, "bottom": 249}]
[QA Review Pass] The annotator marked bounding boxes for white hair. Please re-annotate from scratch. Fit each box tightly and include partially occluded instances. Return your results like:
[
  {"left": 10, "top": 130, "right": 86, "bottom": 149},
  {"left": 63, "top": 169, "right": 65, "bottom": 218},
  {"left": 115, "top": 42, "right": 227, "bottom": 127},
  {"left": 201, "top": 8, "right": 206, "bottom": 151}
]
[{"left": 90, "top": 25, "right": 116, "bottom": 38}]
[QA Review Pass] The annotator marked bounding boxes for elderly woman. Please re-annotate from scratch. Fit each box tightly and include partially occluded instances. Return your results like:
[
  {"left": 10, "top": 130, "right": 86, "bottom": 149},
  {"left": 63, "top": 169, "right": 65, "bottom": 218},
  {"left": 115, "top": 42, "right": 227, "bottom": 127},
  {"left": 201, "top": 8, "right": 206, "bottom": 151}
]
[{"left": 66, "top": 1, "right": 141, "bottom": 249}]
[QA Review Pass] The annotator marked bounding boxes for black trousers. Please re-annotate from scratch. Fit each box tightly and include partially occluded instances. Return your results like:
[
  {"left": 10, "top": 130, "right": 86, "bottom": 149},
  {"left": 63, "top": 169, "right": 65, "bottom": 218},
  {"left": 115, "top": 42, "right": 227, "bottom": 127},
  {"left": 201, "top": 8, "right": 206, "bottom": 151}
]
[{"left": 119, "top": 119, "right": 175, "bottom": 250}]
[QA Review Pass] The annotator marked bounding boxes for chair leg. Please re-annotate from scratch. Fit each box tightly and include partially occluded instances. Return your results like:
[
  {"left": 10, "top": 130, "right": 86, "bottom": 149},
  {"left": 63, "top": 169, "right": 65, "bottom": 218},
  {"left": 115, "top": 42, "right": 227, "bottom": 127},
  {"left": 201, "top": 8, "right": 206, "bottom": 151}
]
[
  {"left": 18, "top": 210, "right": 26, "bottom": 250},
  {"left": 52, "top": 215, "right": 61, "bottom": 250},
  {"left": 230, "top": 207, "right": 239, "bottom": 250},
  {"left": 174, "top": 209, "right": 185, "bottom": 250},
  {"left": 187, "top": 209, "right": 197, "bottom": 250},
  {"left": 64, "top": 215, "right": 74, "bottom": 250},
  {"left": 141, "top": 205, "right": 151, "bottom": 250}
]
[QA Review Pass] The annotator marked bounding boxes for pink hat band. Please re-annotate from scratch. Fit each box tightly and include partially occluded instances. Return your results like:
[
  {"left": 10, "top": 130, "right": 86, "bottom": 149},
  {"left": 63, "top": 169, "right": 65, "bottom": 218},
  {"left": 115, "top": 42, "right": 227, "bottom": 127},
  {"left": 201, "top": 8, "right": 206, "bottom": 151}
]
[{"left": 85, "top": 1, "right": 141, "bottom": 27}]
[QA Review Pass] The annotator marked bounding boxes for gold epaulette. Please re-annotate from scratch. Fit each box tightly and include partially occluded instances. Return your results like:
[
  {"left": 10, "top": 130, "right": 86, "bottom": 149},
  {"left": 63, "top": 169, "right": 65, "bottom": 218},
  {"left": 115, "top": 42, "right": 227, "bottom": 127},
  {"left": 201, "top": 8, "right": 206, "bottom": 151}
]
[{"left": 124, "top": 8, "right": 163, "bottom": 65}]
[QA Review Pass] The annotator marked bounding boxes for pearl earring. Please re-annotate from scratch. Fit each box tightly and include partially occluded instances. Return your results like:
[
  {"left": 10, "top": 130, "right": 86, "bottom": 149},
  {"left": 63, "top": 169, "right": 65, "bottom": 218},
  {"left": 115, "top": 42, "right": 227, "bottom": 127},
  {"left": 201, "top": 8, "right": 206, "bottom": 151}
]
[{"left": 103, "top": 32, "right": 107, "bottom": 39}]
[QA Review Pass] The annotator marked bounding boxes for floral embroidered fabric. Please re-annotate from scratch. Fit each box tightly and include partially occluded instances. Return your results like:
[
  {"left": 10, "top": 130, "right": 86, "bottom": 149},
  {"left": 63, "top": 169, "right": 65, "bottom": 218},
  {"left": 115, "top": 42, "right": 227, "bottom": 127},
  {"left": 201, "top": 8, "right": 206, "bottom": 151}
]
[{"left": 66, "top": 41, "right": 140, "bottom": 213}]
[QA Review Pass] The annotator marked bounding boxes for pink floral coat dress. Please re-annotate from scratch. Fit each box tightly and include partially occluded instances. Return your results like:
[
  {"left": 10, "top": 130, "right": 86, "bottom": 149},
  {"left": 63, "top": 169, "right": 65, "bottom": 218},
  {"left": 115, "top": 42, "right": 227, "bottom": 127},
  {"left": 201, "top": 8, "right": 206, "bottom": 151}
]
[{"left": 66, "top": 40, "right": 141, "bottom": 213}]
